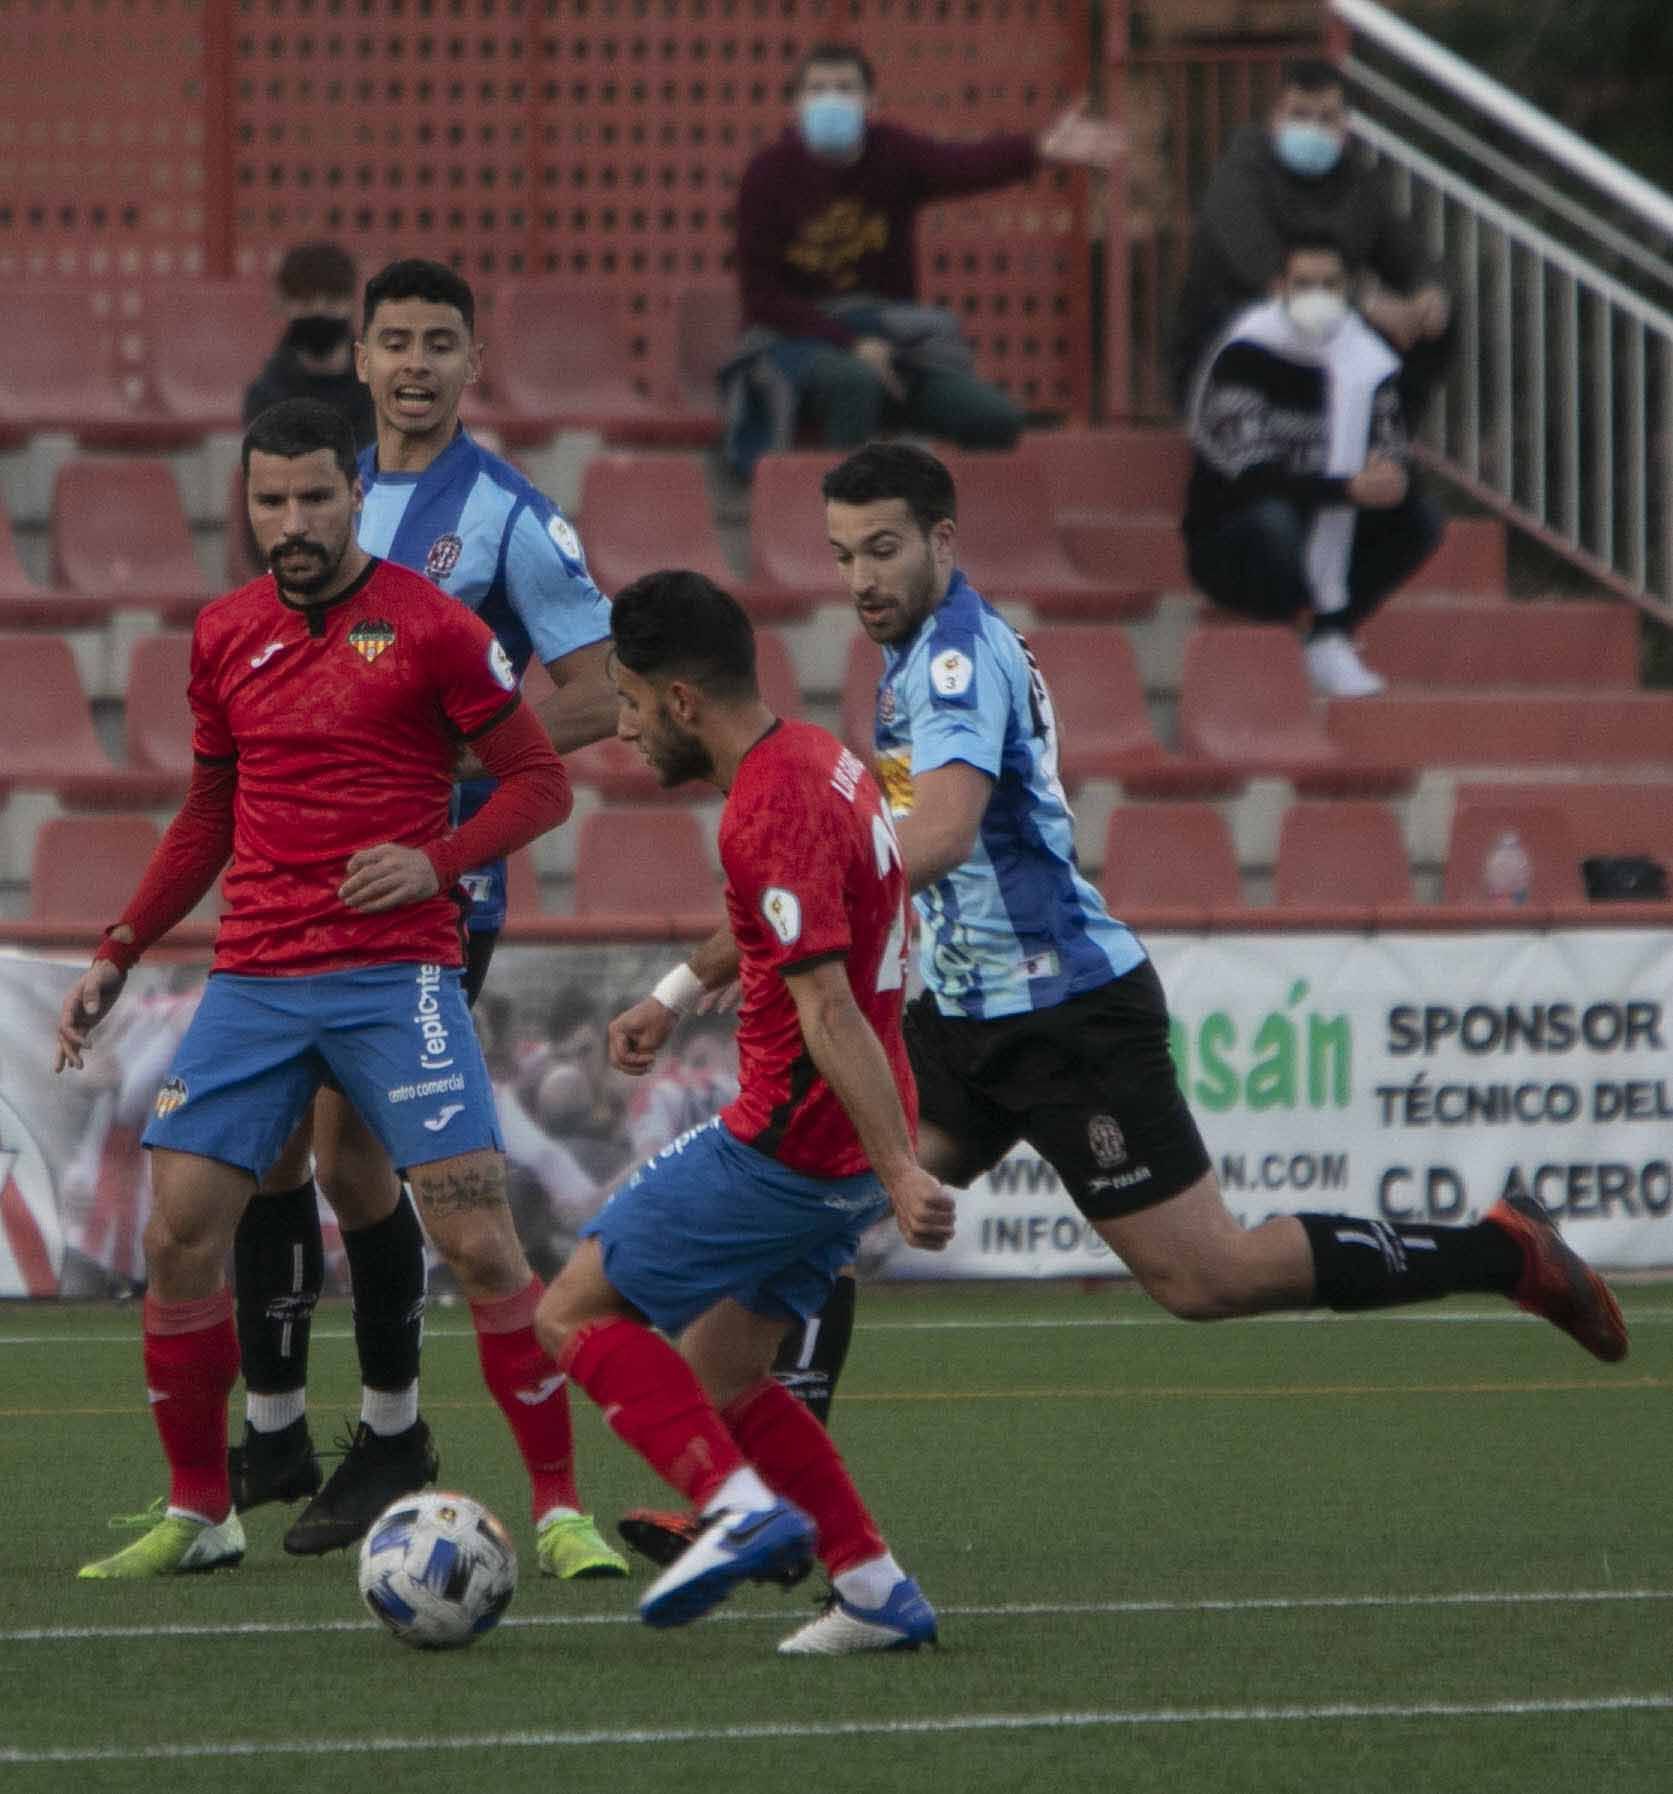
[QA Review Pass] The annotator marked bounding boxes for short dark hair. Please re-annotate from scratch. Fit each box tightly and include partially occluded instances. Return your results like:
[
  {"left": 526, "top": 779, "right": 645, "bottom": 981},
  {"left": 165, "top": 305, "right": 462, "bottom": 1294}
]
[
  {"left": 1281, "top": 230, "right": 1349, "bottom": 271},
  {"left": 794, "top": 42, "right": 876, "bottom": 93},
  {"left": 610, "top": 570, "right": 758, "bottom": 701},
  {"left": 240, "top": 397, "right": 358, "bottom": 481},
  {"left": 275, "top": 241, "right": 358, "bottom": 303},
  {"left": 361, "top": 257, "right": 477, "bottom": 336},
  {"left": 1281, "top": 56, "right": 1344, "bottom": 94},
  {"left": 821, "top": 442, "right": 957, "bottom": 535}
]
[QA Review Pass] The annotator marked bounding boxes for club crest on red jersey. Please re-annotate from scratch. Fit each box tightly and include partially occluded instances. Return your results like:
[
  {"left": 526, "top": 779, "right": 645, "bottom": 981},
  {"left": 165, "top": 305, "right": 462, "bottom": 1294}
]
[
  {"left": 425, "top": 533, "right": 463, "bottom": 579},
  {"left": 349, "top": 618, "right": 397, "bottom": 663}
]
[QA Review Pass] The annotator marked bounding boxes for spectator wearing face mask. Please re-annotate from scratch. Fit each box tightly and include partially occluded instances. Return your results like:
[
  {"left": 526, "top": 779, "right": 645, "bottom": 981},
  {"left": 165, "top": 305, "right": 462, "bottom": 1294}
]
[
  {"left": 1167, "top": 57, "right": 1453, "bottom": 417},
  {"left": 242, "top": 242, "right": 376, "bottom": 447},
  {"left": 722, "top": 41, "right": 1122, "bottom": 476},
  {"left": 1181, "top": 234, "right": 1445, "bottom": 699}
]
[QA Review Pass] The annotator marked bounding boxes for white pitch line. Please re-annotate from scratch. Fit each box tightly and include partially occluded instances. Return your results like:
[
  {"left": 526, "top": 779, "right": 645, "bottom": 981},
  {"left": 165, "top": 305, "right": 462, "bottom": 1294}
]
[
  {"left": 5, "top": 1585, "right": 1671, "bottom": 1646},
  {"left": 5, "top": 1692, "right": 1673, "bottom": 1765},
  {"left": 4, "top": 1309, "right": 1672, "bottom": 1346}
]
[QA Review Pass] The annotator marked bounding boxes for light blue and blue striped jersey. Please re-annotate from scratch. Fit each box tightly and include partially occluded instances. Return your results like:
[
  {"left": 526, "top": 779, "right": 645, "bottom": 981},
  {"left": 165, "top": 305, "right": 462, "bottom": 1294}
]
[
  {"left": 356, "top": 427, "right": 610, "bottom": 932},
  {"left": 356, "top": 427, "right": 610, "bottom": 681},
  {"left": 874, "top": 571, "right": 1145, "bottom": 1020}
]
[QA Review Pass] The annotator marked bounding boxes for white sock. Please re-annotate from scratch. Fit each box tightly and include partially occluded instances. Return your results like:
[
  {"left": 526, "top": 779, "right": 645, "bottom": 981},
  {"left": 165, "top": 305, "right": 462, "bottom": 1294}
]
[
  {"left": 701, "top": 1467, "right": 776, "bottom": 1518},
  {"left": 834, "top": 1551, "right": 905, "bottom": 1611},
  {"left": 246, "top": 1389, "right": 305, "bottom": 1433},
  {"left": 166, "top": 1504, "right": 218, "bottom": 1526},
  {"left": 534, "top": 1505, "right": 581, "bottom": 1530},
  {"left": 360, "top": 1384, "right": 419, "bottom": 1436}
]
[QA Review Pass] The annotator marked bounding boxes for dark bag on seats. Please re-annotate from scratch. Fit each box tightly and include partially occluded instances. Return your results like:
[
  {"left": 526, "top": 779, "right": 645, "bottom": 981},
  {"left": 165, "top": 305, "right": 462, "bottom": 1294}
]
[{"left": 1582, "top": 855, "right": 1669, "bottom": 901}]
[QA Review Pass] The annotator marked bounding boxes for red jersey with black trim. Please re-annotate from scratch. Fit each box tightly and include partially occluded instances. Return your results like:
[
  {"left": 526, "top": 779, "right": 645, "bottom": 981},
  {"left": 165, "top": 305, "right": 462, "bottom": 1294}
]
[
  {"left": 719, "top": 720, "right": 915, "bottom": 1177},
  {"left": 189, "top": 557, "right": 521, "bottom": 975}
]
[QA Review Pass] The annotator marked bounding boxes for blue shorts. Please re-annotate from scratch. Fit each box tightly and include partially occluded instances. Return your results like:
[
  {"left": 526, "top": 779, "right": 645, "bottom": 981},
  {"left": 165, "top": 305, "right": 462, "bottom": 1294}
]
[
  {"left": 141, "top": 965, "right": 504, "bottom": 1178},
  {"left": 582, "top": 1118, "right": 889, "bottom": 1336}
]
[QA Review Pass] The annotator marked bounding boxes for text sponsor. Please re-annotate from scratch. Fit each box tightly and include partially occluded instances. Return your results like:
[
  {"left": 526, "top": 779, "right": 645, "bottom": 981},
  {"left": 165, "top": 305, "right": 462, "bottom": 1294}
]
[
  {"left": 387, "top": 1073, "right": 466, "bottom": 1105},
  {"left": 1378, "top": 1161, "right": 1673, "bottom": 1222},
  {"left": 1171, "top": 980, "right": 1351, "bottom": 1114},
  {"left": 1386, "top": 1001, "right": 1663, "bottom": 1057},
  {"left": 1218, "top": 1151, "right": 1349, "bottom": 1195},
  {"left": 413, "top": 963, "right": 453, "bottom": 1071}
]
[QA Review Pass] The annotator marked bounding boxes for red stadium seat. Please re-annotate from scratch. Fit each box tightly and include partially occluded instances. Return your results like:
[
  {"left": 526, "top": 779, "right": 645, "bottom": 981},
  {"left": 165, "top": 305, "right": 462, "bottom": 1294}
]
[
  {"left": 1457, "top": 779, "right": 1673, "bottom": 871},
  {"left": 577, "top": 452, "right": 735, "bottom": 595},
  {"left": 1100, "top": 803, "right": 1243, "bottom": 914},
  {"left": 0, "top": 289, "right": 191, "bottom": 448},
  {"left": 224, "top": 466, "right": 263, "bottom": 588},
  {"left": 150, "top": 282, "right": 274, "bottom": 431},
  {"left": 124, "top": 633, "right": 195, "bottom": 775},
  {"left": 0, "top": 501, "right": 117, "bottom": 628},
  {"left": 52, "top": 460, "right": 213, "bottom": 621},
  {"left": 1327, "top": 692, "right": 1673, "bottom": 766},
  {"left": 938, "top": 452, "right": 1154, "bottom": 622},
  {"left": 30, "top": 814, "right": 164, "bottom": 925},
  {"left": 503, "top": 848, "right": 542, "bottom": 920},
  {"left": 839, "top": 634, "right": 881, "bottom": 760},
  {"left": 1019, "top": 428, "right": 1193, "bottom": 516},
  {"left": 749, "top": 453, "right": 850, "bottom": 609},
  {"left": 1407, "top": 517, "right": 1508, "bottom": 597},
  {"left": 571, "top": 808, "right": 720, "bottom": 916},
  {"left": 0, "top": 634, "right": 184, "bottom": 807},
  {"left": 670, "top": 285, "right": 740, "bottom": 426},
  {"left": 754, "top": 628, "right": 803, "bottom": 720},
  {"left": 1026, "top": 626, "right": 1242, "bottom": 798},
  {"left": 1358, "top": 599, "right": 1638, "bottom": 687},
  {"left": 491, "top": 283, "right": 716, "bottom": 446},
  {"left": 1179, "top": 625, "right": 1413, "bottom": 796},
  {"left": 1274, "top": 801, "right": 1414, "bottom": 909},
  {"left": 1443, "top": 799, "right": 1586, "bottom": 906}
]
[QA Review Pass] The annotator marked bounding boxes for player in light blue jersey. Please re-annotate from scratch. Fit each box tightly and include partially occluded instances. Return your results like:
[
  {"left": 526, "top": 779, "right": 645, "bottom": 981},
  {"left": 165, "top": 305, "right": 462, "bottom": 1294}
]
[
  {"left": 818, "top": 442, "right": 1624, "bottom": 1339},
  {"left": 228, "top": 259, "right": 627, "bottom": 1580}
]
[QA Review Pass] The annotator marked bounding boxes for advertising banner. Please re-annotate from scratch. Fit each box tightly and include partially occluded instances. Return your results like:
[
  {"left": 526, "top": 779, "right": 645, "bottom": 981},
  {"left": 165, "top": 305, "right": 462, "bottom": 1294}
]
[{"left": 1, "top": 931, "right": 1668, "bottom": 1296}]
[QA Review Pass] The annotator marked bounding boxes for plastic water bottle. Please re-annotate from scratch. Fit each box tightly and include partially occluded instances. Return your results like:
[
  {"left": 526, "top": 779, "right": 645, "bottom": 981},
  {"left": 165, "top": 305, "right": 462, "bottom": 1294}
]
[{"left": 1482, "top": 830, "right": 1532, "bottom": 905}]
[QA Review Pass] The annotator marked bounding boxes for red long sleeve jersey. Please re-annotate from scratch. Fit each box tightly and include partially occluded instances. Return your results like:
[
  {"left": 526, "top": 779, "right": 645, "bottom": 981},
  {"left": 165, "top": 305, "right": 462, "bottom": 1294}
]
[
  {"left": 719, "top": 721, "right": 916, "bottom": 1177},
  {"left": 189, "top": 558, "right": 524, "bottom": 975}
]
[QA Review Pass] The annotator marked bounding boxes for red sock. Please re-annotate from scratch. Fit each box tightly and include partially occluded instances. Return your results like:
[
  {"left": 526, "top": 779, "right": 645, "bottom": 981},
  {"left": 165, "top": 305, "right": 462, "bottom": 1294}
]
[
  {"left": 558, "top": 1317, "right": 745, "bottom": 1509},
  {"left": 470, "top": 1278, "right": 579, "bottom": 1520},
  {"left": 722, "top": 1378, "right": 885, "bottom": 1577},
  {"left": 143, "top": 1290, "right": 239, "bottom": 1522}
]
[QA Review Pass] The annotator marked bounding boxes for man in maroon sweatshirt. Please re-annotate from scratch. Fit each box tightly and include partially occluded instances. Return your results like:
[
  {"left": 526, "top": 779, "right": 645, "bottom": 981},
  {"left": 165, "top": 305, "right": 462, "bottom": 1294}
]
[{"left": 728, "top": 41, "right": 1120, "bottom": 471}]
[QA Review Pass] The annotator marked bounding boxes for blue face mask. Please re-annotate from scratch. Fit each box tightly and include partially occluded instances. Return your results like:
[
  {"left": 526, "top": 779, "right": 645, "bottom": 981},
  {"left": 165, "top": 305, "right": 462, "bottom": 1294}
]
[
  {"left": 799, "top": 93, "right": 866, "bottom": 157},
  {"left": 1274, "top": 120, "right": 1345, "bottom": 178}
]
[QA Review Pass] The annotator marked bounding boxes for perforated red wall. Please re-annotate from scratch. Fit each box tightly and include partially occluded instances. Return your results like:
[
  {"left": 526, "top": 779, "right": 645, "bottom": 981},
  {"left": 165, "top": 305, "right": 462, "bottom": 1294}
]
[{"left": 3, "top": 0, "right": 1094, "bottom": 414}]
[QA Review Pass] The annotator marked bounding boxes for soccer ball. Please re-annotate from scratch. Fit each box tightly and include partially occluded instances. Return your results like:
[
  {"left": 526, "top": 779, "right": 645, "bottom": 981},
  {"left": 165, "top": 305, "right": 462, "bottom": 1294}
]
[{"left": 357, "top": 1489, "right": 518, "bottom": 1649}]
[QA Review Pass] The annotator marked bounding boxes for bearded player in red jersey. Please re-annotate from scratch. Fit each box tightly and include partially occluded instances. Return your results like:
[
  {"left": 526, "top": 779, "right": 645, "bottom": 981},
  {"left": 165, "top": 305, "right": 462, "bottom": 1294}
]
[
  {"left": 533, "top": 569, "right": 952, "bottom": 1653},
  {"left": 58, "top": 399, "right": 582, "bottom": 1579}
]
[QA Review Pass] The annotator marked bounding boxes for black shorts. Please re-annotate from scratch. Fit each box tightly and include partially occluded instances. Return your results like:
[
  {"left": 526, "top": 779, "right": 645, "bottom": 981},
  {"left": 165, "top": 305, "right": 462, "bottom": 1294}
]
[
  {"left": 904, "top": 961, "right": 1212, "bottom": 1222},
  {"left": 461, "top": 929, "right": 499, "bottom": 1009}
]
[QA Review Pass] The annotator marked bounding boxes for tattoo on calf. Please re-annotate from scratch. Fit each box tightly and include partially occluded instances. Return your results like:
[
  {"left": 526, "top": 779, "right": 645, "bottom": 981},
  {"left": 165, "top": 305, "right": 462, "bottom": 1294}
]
[{"left": 414, "top": 1161, "right": 509, "bottom": 1219}]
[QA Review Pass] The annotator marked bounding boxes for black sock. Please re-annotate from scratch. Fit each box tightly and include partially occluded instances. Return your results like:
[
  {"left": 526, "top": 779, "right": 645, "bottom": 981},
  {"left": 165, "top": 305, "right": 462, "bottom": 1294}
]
[
  {"left": 342, "top": 1191, "right": 427, "bottom": 1392},
  {"left": 1300, "top": 1212, "right": 1523, "bottom": 1310},
  {"left": 771, "top": 1275, "right": 856, "bottom": 1426},
  {"left": 234, "top": 1182, "right": 324, "bottom": 1394}
]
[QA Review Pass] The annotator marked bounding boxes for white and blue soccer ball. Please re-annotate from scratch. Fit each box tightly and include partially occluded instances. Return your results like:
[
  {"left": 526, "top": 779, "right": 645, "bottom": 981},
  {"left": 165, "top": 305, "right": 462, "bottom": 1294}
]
[{"left": 357, "top": 1489, "right": 518, "bottom": 1649}]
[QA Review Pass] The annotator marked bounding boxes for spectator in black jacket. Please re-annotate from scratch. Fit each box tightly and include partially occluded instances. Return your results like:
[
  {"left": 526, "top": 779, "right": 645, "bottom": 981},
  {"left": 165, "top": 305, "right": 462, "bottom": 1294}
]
[
  {"left": 1182, "top": 235, "right": 1444, "bottom": 699},
  {"left": 1168, "top": 57, "right": 1452, "bottom": 415},
  {"left": 242, "top": 242, "right": 376, "bottom": 446}
]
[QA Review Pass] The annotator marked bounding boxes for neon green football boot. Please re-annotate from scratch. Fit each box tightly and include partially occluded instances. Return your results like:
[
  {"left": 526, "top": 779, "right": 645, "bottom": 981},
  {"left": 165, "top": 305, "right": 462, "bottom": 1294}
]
[
  {"left": 78, "top": 1500, "right": 246, "bottom": 1580},
  {"left": 535, "top": 1510, "right": 630, "bottom": 1580}
]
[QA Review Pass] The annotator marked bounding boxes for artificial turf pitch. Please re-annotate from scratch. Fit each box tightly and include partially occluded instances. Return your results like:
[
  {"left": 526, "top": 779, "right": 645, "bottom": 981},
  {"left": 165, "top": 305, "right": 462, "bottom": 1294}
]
[{"left": 2, "top": 1279, "right": 1669, "bottom": 1793}]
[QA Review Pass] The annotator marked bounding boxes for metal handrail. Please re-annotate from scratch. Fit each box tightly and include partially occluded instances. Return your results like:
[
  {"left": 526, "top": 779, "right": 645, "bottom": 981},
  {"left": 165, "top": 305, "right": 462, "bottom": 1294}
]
[{"left": 1330, "top": 0, "right": 1673, "bottom": 249}]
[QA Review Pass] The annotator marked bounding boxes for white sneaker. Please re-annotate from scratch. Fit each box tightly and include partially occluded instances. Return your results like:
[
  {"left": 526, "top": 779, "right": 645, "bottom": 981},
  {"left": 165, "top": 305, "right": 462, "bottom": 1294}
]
[
  {"left": 777, "top": 1575, "right": 938, "bottom": 1654},
  {"left": 1305, "top": 633, "right": 1385, "bottom": 698}
]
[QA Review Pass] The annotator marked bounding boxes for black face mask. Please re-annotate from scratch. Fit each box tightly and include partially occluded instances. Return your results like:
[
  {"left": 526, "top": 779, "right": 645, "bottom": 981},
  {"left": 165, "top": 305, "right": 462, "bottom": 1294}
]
[{"left": 282, "top": 313, "right": 353, "bottom": 357}]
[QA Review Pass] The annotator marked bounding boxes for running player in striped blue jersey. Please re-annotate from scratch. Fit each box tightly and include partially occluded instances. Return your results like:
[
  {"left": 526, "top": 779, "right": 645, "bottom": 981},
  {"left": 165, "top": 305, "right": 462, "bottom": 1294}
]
[{"left": 229, "top": 260, "right": 626, "bottom": 1579}]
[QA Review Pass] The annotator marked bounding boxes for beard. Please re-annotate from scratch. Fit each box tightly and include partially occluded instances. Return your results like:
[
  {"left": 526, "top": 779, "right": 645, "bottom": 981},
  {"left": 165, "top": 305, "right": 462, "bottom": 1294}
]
[
  {"left": 269, "top": 538, "right": 340, "bottom": 598},
  {"left": 647, "top": 714, "right": 715, "bottom": 787}
]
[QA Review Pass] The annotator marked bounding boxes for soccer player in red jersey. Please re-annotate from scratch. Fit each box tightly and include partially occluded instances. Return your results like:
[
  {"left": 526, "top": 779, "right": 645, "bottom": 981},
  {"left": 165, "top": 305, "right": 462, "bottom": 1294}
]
[
  {"left": 533, "top": 569, "right": 952, "bottom": 1652},
  {"left": 58, "top": 399, "right": 584, "bottom": 1579}
]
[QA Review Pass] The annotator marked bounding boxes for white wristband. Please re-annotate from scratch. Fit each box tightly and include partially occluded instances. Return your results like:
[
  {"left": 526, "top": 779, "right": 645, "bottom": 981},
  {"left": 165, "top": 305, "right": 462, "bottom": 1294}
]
[{"left": 651, "top": 962, "right": 704, "bottom": 1015}]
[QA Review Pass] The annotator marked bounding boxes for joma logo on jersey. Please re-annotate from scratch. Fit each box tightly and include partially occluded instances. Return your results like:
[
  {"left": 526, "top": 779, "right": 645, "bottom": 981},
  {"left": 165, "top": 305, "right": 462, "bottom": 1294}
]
[
  {"left": 154, "top": 1076, "right": 188, "bottom": 1118},
  {"left": 349, "top": 618, "right": 397, "bottom": 663},
  {"left": 425, "top": 533, "right": 463, "bottom": 579}
]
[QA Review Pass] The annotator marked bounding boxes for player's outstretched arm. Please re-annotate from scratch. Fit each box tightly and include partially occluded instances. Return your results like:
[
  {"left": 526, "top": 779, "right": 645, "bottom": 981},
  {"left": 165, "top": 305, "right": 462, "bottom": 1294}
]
[
  {"left": 54, "top": 957, "right": 128, "bottom": 1073},
  {"left": 609, "top": 926, "right": 743, "bottom": 1074},
  {"left": 534, "top": 639, "right": 619, "bottom": 756},
  {"left": 783, "top": 958, "right": 955, "bottom": 1251}
]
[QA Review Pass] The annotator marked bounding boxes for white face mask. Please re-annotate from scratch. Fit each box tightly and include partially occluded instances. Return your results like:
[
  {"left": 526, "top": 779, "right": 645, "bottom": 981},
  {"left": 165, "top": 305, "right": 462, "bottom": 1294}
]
[{"left": 1285, "top": 288, "right": 1349, "bottom": 343}]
